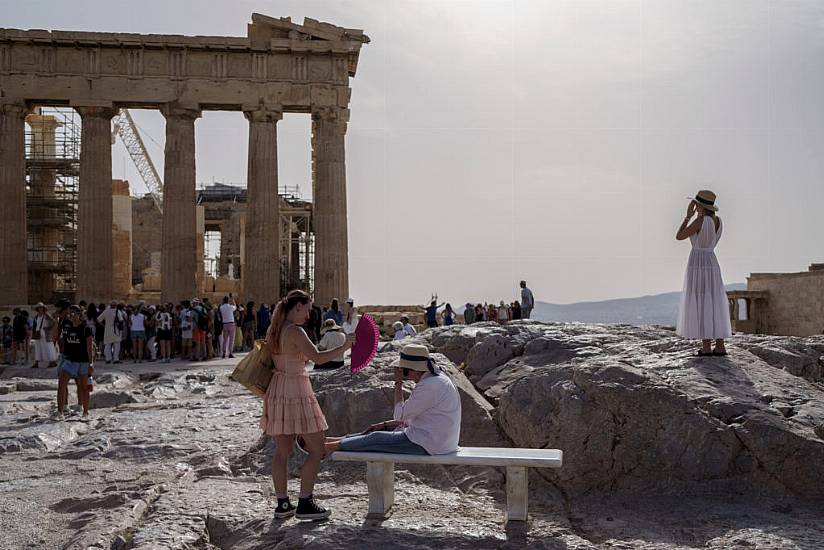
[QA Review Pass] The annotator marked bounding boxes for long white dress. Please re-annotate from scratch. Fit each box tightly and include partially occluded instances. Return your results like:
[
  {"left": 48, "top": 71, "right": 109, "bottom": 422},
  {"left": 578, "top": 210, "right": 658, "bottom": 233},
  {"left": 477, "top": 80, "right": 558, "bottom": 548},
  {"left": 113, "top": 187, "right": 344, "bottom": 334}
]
[{"left": 676, "top": 216, "right": 733, "bottom": 340}]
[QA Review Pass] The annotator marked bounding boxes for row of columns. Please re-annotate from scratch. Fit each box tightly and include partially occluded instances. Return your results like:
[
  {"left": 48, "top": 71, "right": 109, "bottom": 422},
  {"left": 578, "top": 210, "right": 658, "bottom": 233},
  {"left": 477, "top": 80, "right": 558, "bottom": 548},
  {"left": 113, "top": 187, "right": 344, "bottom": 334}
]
[{"left": 0, "top": 100, "right": 349, "bottom": 307}]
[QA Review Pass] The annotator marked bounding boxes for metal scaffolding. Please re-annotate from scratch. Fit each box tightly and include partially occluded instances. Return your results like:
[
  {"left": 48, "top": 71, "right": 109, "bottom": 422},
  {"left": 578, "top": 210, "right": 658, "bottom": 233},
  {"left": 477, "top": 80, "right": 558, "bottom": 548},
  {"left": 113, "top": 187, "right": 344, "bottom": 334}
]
[{"left": 25, "top": 107, "right": 81, "bottom": 302}]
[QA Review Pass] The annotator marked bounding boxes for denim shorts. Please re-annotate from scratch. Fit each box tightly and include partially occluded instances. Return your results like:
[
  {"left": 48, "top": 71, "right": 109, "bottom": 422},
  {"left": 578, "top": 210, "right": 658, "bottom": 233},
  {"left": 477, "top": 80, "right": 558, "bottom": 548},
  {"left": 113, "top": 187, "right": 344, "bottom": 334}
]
[
  {"left": 59, "top": 359, "right": 90, "bottom": 378},
  {"left": 339, "top": 429, "right": 428, "bottom": 455},
  {"left": 132, "top": 330, "right": 146, "bottom": 340}
]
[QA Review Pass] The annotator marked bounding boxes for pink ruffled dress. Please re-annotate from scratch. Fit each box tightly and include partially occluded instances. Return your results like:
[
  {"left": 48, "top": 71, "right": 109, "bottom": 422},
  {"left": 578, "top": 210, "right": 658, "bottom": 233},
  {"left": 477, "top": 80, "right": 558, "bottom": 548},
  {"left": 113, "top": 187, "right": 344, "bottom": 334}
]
[{"left": 260, "top": 347, "right": 328, "bottom": 436}]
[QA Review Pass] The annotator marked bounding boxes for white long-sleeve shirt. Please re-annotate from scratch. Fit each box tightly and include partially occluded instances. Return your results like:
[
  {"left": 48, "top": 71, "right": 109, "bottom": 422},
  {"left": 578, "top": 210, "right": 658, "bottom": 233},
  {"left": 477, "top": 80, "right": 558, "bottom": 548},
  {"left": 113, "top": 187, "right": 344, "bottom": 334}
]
[{"left": 393, "top": 371, "right": 461, "bottom": 455}]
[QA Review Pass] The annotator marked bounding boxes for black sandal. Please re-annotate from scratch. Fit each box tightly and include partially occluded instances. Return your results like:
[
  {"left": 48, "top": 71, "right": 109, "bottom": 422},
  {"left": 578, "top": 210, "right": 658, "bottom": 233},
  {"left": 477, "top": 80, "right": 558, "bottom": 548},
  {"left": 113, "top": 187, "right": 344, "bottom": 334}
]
[
  {"left": 697, "top": 350, "right": 714, "bottom": 357},
  {"left": 712, "top": 350, "right": 728, "bottom": 356}
]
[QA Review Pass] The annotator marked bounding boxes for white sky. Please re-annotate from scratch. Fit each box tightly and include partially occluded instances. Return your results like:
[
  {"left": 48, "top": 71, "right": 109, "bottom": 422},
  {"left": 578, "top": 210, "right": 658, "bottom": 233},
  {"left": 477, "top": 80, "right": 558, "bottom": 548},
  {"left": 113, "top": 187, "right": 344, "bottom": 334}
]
[{"left": 5, "top": 0, "right": 824, "bottom": 305}]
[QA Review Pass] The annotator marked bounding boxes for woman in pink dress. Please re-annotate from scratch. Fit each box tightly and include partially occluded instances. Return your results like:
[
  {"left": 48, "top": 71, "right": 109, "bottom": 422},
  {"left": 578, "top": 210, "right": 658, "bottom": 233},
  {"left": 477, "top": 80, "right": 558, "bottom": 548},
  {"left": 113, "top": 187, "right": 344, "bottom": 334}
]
[{"left": 261, "top": 289, "right": 354, "bottom": 520}]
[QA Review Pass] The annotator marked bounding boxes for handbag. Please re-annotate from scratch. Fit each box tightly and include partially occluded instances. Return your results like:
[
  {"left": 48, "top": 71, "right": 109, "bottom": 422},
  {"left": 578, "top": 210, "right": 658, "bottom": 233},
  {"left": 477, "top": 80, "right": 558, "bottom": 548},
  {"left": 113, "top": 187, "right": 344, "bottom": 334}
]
[{"left": 230, "top": 339, "right": 274, "bottom": 397}]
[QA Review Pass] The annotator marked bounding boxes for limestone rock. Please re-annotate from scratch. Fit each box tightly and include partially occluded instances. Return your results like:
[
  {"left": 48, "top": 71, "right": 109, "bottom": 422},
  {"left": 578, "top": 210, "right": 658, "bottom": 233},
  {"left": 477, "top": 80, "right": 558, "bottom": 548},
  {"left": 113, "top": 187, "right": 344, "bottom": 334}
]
[{"left": 89, "top": 390, "right": 139, "bottom": 409}]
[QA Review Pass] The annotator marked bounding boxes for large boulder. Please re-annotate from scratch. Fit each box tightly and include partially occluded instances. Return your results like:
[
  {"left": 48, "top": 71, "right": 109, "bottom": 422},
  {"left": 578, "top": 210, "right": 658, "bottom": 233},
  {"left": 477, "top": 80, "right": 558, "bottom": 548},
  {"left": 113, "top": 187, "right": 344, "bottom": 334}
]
[{"left": 420, "top": 321, "right": 824, "bottom": 499}]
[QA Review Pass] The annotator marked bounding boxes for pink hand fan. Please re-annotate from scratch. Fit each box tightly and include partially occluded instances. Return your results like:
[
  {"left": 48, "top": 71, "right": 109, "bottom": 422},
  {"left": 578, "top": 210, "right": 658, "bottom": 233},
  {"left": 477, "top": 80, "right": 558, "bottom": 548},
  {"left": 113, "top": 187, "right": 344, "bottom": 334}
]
[{"left": 350, "top": 314, "right": 379, "bottom": 373}]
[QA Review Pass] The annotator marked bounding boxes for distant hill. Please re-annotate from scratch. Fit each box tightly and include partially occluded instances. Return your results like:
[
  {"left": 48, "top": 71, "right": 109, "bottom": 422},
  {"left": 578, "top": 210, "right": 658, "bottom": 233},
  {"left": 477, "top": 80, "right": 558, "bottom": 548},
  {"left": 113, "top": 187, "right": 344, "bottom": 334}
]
[{"left": 531, "top": 284, "right": 745, "bottom": 326}]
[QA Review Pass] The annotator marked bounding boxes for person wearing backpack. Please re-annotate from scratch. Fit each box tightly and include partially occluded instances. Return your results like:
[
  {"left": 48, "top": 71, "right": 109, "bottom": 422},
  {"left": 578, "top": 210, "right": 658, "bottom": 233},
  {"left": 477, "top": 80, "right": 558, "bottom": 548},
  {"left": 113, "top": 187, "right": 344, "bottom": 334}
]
[{"left": 191, "top": 298, "right": 209, "bottom": 361}]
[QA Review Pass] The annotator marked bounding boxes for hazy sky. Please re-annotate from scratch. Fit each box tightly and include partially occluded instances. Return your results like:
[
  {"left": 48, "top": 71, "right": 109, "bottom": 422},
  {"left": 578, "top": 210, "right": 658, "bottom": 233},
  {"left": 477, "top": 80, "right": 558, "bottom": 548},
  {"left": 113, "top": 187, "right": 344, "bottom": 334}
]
[{"left": 4, "top": 1, "right": 824, "bottom": 305}]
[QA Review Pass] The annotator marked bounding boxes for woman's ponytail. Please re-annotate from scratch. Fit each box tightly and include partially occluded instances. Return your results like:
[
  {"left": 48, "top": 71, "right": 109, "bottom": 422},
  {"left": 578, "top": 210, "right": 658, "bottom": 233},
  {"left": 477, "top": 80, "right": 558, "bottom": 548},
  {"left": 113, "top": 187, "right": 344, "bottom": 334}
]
[{"left": 265, "top": 291, "right": 310, "bottom": 355}]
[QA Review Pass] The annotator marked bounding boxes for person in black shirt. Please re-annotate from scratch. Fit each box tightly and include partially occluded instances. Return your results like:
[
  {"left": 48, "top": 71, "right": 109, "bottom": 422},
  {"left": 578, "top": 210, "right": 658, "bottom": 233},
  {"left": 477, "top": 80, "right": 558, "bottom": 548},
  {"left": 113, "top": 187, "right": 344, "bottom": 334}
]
[{"left": 56, "top": 305, "right": 94, "bottom": 421}]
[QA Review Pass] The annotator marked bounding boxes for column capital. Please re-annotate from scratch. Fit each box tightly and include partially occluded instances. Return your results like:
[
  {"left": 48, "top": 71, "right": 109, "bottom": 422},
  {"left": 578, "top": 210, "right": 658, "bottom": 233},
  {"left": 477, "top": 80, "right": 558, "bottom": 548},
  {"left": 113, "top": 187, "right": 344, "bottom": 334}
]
[
  {"left": 76, "top": 106, "right": 119, "bottom": 120},
  {"left": 311, "top": 106, "right": 350, "bottom": 125},
  {"left": 0, "top": 101, "right": 30, "bottom": 118},
  {"left": 161, "top": 103, "right": 201, "bottom": 121},
  {"left": 244, "top": 107, "right": 283, "bottom": 124}
]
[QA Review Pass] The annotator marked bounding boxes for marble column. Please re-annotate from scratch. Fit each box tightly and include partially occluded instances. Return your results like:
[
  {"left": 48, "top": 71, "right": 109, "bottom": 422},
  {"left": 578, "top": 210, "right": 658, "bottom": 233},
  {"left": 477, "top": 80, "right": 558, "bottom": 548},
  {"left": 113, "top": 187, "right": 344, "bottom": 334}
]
[
  {"left": 0, "top": 102, "right": 29, "bottom": 305},
  {"left": 311, "top": 107, "right": 349, "bottom": 307},
  {"left": 76, "top": 106, "right": 117, "bottom": 303},
  {"left": 243, "top": 108, "right": 282, "bottom": 304},
  {"left": 161, "top": 104, "right": 200, "bottom": 304}
]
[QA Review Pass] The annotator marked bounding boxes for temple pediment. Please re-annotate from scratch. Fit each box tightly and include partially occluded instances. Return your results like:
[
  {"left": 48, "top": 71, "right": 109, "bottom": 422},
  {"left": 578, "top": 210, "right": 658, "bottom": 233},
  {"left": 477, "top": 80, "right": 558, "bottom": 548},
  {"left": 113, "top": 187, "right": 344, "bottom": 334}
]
[{"left": 249, "top": 13, "right": 370, "bottom": 44}]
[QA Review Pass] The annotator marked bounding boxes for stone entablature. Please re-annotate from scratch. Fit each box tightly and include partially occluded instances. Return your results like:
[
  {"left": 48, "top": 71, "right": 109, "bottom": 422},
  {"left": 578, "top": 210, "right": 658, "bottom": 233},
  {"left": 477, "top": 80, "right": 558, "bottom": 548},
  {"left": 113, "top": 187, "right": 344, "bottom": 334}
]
[{"left": 0, "top": 14, "right": 368, "bottom": 112}]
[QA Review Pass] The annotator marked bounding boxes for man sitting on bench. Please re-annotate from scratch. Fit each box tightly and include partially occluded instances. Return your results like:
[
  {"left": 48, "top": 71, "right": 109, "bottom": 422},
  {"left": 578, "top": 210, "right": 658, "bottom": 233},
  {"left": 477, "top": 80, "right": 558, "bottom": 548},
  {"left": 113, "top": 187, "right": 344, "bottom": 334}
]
[{"left": 324, "top": 344, "right": 462, "bottom": 456}]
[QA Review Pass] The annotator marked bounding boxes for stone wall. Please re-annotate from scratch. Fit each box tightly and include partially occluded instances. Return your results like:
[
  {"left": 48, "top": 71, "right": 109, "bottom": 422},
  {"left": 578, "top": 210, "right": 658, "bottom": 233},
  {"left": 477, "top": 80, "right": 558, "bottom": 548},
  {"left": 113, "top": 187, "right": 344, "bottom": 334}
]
[
  {"left": 112, "top": 180, "right": 132, "bottom": 297},
  {"left": 748, "top": 270, "right": 824, "bottom": 336},
  {"left": 131, "top": 196, "right": 162, "bottom": 284}
]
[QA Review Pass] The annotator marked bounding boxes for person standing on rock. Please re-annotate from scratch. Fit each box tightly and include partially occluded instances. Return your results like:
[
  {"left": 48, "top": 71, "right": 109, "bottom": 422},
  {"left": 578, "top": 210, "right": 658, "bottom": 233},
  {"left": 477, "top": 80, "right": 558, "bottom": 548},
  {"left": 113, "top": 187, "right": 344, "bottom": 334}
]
[
  {"left": 56, "top": 305, "right": 94, "bottom": 422},
  {"left": 261, "top": 289, "right": 354, "bottom": 520},
  {"left": 463, "top": 303, "right": 475, "bottom": 325},
  {"left": 676, "top": 190, "right": 732, "bottom": 356},
  {"left": 520, "top": 281, "right": 535, "bottom": 319}
]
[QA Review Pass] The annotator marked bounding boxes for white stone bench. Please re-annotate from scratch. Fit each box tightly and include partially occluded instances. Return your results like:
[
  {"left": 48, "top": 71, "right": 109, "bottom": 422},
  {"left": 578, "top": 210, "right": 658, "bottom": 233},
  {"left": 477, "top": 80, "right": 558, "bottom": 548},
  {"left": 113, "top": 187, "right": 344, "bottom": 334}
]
[{"left": 331, "top": 447, "right": 563, "bottom": 522}]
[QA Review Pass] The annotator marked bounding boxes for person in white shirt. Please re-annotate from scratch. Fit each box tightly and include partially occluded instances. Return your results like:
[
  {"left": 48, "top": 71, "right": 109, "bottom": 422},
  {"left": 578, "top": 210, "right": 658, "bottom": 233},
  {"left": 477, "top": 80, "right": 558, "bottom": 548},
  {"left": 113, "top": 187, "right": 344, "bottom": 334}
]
[
  {"left": 315, "top": 320, "right": 347, "bottom": 370},
  {"left": 341, "top": 298, "right": 360, "bottom": 335},
  {"left": 179, "top": 300, "right": 193, "bottom": 360},
  {"left": 322, "top": 344, "right": 461, "bottom": 456},
  {"left": 400, "top": 316, "right": 417, "bottom": 338},
  {"left": 218, "top": 295, "right": 237, "bottom": 358},
  {"left": 520, "top": 280, "right": 535, "bottom": 319},
  {"left": 392, "top": 321, "right": 408, "bottom": 341},
  {"left": 130, "top": 308, "right": 146, "bottom": 363},
  {"left": 97, "top": 301, "right": 126, "bottom": 364}
]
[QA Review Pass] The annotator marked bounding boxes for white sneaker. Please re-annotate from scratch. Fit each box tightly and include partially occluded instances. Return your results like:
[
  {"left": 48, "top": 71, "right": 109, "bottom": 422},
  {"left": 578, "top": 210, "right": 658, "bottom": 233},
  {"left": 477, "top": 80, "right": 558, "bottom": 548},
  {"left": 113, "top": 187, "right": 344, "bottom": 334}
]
[
  {"left": 80, "top": 412, "right": 90, "bottom": 422},
  {"left": 55, "top": 412, "right": 65, "bottom": 422}
]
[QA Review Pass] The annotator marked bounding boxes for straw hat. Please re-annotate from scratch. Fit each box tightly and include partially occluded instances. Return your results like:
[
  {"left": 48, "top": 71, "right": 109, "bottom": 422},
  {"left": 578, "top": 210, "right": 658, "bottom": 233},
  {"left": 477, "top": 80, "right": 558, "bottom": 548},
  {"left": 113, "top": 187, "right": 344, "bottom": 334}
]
[
  {"left": 321, "top": 318, "right": 341, "bottom": 334},
  {"left": 692, "top": 190, "right": 718, "bottom": 212},
  {"left": 394, "top": 344, "right": 432, "bottom": 372},
  {"left": 35, "top": 302, "right": 46, "bottom": 310}
]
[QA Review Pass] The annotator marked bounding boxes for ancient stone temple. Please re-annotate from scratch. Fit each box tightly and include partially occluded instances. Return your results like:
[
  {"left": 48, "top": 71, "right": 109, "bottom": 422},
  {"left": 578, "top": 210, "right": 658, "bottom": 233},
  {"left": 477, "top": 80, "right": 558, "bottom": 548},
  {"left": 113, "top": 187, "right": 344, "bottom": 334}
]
[
  {"left": 0, "top": 13, "right": 368, "bottom": 306},
  {"left": 728, "top": 263, "right": 824, "bottom": 336}
]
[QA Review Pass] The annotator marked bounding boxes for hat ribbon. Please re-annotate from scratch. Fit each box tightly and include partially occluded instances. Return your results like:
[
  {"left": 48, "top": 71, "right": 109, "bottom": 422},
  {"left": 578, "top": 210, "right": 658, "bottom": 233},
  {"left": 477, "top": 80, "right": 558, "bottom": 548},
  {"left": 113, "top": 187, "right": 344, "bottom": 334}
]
[
  {"left": 400, "top": 352, "right": 436, "bottom": 371},
  {"left": 695, "top": 195, "right": 714, "bottom": 207}
]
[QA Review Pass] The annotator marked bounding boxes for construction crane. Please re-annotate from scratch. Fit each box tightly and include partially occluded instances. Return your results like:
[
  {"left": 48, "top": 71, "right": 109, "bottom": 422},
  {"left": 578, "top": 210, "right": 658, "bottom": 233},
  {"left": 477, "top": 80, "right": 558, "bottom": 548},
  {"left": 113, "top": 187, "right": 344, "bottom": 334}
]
[{"left": 111, "top": 109, "right": 163, "bottom": 212}]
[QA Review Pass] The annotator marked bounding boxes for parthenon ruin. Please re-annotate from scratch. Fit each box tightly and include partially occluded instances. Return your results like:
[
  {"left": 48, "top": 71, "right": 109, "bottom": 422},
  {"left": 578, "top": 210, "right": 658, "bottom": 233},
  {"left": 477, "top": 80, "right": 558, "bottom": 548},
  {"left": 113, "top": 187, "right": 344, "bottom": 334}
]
[{"left": 0, "top": 13, "right": 368, "bottom": 306}]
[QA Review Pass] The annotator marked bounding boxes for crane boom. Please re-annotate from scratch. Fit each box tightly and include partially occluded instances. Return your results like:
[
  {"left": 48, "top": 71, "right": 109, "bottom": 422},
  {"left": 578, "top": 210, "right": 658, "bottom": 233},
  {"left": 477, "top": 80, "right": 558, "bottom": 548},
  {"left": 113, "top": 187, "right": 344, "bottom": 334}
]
[{"left": 111, "top": 109, "right": 163, "bottom": 212}]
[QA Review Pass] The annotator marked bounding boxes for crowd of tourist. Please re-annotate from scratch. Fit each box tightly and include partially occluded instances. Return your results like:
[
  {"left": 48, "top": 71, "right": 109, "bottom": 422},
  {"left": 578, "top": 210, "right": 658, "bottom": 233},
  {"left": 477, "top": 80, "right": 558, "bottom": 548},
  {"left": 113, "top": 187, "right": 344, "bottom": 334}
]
[
  {"left": 406, "top": 280, "right": 536, "bottom": 334},
  {"left": 2, "top": 295, "right": 269, "bottom": 367},
  {"left": 1, "top": 294, "right": 368, "bottom": 368}
]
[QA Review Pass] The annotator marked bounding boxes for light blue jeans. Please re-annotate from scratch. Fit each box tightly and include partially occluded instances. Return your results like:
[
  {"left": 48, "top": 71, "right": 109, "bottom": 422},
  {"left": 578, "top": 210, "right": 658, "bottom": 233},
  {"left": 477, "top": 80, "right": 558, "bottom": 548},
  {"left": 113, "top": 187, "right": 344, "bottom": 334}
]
[{"left": 339, "top": 429, "right": 428, "bottom": 455}]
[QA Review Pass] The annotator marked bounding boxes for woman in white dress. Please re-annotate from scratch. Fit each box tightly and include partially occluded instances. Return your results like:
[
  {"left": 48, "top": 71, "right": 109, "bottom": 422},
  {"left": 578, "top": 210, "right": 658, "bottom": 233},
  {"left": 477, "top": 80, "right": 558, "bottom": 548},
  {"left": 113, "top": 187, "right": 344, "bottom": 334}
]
[{"left": 676, "top": 190, "right": 732, "bottom": 356}]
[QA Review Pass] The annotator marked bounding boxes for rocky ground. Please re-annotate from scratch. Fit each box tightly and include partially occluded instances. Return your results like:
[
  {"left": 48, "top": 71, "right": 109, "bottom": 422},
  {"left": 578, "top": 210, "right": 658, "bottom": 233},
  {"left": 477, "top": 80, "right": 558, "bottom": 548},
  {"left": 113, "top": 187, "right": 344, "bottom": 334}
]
[{"left": 1, "top": 321, "right": 823, "bottom": 549}]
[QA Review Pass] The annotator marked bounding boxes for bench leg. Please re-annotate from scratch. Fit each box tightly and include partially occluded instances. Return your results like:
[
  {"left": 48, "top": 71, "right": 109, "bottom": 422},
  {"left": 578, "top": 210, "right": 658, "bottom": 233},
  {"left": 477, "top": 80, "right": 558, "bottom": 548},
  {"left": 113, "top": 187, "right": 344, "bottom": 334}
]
[
  {"left": 506, "top": 466, "right": 528, "bottom": 522},
  {"left": 366, "top": 461, "right": 394, "bottom": 518}
]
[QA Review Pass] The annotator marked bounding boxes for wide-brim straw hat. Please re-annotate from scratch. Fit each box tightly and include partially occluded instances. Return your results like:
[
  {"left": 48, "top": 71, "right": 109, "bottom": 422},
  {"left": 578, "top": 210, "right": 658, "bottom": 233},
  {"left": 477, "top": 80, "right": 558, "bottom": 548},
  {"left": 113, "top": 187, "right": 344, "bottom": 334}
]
[
  {"left": 393, "top": 344, "right": 432, "bottom": 372},
  {"left": 692, "top": 190, "right": 719, "bottom": 212},
  {"left": 321, "top": 319, "right": 342, "bottom": 334}
]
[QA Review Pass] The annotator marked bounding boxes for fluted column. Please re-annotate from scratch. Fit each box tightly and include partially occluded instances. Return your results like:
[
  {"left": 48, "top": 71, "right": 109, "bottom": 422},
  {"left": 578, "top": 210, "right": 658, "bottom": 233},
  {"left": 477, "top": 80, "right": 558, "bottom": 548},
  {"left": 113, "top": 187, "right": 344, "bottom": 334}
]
[
  {"left": 0, "top": 102, "right": 29, "bottom": 305},
  {"left": 161, "top": 104, "right": 200, "bottom": 304},
  {"left": 76, "top": 106, "right": 117, "bottom": 303},
  {"left": 243, "top": 107, "right": 282, "bottom": 303},
  {"left": 311, "top": 107, "right": 349, "bottom": 306}
]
